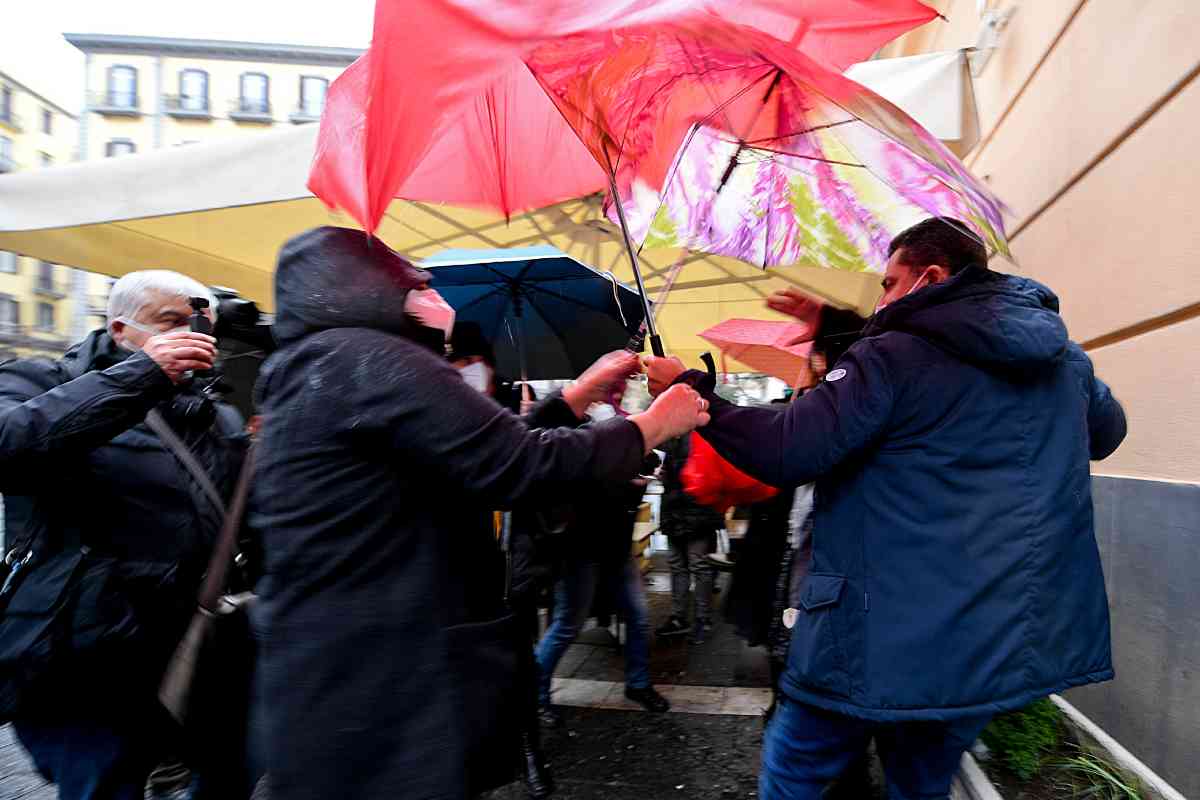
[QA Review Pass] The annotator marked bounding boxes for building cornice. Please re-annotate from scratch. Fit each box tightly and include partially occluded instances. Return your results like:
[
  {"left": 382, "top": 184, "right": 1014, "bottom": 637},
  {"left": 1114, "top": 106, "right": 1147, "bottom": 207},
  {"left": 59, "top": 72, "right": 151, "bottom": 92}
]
[
  {"left": 0, "top": 71, "right": 78, "bottom": 118},
  {"left": 63, "top": 33, "right": 363, "bottom": 67}
]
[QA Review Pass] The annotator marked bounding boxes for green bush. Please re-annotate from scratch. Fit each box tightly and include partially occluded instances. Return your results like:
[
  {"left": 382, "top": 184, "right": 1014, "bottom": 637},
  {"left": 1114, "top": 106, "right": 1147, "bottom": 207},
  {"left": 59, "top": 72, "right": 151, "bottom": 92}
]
[{"left": 981, "top": 697, "right": 1063, "bottom": 780}]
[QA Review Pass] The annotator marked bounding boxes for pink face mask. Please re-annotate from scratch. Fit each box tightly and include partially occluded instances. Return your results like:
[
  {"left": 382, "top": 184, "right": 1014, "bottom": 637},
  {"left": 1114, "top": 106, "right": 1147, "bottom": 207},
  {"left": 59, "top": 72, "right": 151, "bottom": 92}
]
[{"left": 403, "top": 288, "right": 456, "bottom": 340}]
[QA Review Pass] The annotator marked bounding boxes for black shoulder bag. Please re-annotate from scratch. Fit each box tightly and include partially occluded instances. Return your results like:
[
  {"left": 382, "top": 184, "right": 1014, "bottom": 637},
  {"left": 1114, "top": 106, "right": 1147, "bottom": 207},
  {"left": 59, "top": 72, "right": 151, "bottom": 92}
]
[{"left": 144, "top": 409, "right": 258, "bottom": 730}]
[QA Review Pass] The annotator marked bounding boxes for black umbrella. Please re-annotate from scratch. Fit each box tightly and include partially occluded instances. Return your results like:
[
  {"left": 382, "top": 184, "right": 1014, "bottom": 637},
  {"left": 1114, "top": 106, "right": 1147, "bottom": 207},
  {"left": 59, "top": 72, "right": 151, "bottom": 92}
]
[{"left": 424, "top": 246, "right": 645, "bottom": 381}]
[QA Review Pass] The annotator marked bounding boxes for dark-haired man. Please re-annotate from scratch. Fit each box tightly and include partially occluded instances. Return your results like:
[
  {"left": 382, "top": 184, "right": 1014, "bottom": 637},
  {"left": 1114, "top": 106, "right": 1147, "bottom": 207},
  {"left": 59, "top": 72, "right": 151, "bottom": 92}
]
[{"left": 645, "top": 217, "right": 1127, "bottom": 799}]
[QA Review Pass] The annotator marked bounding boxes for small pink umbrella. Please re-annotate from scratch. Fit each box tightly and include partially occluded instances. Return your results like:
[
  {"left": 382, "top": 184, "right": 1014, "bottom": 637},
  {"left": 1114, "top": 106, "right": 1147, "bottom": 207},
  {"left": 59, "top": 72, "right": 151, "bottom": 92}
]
[{"left": 699, "top": 318, "right": 813, "bottom": 384}]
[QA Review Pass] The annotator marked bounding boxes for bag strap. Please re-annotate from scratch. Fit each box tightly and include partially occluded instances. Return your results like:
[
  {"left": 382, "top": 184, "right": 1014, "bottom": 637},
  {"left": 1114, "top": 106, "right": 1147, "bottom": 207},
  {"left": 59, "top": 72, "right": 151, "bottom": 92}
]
[
  {"left": 145, "top": 409, "right": 226, "bottom": 518},
  {"left": 196, "top": 444, "right": 256, "bottom": 611}
]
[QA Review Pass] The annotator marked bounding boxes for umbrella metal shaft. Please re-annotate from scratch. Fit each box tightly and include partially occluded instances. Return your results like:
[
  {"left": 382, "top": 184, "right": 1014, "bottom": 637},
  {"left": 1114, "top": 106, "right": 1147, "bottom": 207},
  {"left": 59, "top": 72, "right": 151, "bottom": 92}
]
[{"left": 608, "top": 174, "right": 664, "bottom": 357}]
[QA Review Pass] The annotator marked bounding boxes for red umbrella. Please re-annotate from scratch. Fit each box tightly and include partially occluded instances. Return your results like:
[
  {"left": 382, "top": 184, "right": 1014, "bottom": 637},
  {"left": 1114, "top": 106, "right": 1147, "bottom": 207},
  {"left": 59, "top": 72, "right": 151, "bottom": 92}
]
[
  {"left": 309, "top": 1, "right": 937, "bottom": 227},
  {"left": 699, "top": 318, "right": 813, "bottom": 384},
  {"left": 307, "top": 1, "right": 939, "bottom": 353}
]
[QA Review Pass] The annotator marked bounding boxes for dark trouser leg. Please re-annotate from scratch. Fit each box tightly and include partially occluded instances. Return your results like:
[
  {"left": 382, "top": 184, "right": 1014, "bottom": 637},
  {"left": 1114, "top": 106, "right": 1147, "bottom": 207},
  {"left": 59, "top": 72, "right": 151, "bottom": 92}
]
[
  {"left": 667, "top": 537, "right": 690, "bottom": 621},
  {"left": 14, "top": 703, "right": 166, "bottom": 800},
  {"left": 759, "top": 697, "right": 871, "bottom": 800},
  {"left": 874, "top": 714, "right": 992, "bottom": 800},
  {"left": 688, "top": 536, "right": 714, "bottom": 623}
]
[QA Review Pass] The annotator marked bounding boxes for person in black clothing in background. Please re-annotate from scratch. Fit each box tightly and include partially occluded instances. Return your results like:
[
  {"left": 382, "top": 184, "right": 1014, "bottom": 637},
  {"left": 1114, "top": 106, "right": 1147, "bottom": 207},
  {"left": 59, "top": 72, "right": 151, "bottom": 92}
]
[{"left": 655, "top": 434, "right": 725, "bottom": 644}]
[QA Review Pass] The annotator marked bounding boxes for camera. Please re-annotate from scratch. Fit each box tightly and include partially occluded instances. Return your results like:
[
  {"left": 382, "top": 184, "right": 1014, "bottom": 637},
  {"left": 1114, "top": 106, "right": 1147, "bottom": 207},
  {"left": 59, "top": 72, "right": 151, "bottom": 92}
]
[{"left": 208, "top": 287, "right": 277, "bottom": 420}]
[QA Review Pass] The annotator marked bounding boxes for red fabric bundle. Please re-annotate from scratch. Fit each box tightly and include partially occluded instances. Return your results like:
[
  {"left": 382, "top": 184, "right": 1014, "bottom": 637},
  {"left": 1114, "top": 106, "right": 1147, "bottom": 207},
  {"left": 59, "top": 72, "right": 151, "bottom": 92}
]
[{"left": 680, "top": 432, "right": 777, "bottom": 513}]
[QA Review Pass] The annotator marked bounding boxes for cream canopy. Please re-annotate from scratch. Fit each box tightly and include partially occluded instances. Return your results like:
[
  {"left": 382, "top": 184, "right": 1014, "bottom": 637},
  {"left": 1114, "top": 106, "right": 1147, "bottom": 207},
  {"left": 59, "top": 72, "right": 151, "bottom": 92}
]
[{"left": 0, "top": 124, "right": 882, "bottom": 370}]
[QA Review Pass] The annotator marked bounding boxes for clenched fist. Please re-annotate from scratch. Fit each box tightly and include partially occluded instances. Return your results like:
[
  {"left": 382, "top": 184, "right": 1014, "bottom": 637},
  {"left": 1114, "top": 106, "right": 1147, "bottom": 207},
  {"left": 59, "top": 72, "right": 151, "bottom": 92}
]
[
  {"left": 143, "top": 331, "right": 217, "bottom": 384},
  {"left": 642, "top": 355, "right": 687, "bottom": 397},
  {"left": 629, "top": 384, "right": 710, "bottom": 451}
]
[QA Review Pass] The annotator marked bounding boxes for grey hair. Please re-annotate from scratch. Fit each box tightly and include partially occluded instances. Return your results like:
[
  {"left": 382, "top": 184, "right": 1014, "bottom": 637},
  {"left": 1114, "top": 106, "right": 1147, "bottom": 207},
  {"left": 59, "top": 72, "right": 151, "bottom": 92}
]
[{"left": 106, "top": 270, "right": 217, "bottom": 326}]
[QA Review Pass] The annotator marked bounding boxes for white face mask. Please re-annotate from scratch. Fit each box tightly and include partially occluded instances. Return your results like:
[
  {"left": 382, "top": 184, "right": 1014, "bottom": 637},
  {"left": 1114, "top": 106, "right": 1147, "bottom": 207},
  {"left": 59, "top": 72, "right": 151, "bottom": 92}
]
[
  {"left": 903, "top": 268, "right": 936, "bottom": 299},
  {"left": 458, "top": 361, "right": 492, "bottom": 393},
  {"left": 114, "top": 317, "right": 190, "bottom": 351},
  {"left": 404, "top": 288, "right": 456, "bottom": 340},
  {"left": 875, "top": 267, "right": 937, "bottom": 313}
]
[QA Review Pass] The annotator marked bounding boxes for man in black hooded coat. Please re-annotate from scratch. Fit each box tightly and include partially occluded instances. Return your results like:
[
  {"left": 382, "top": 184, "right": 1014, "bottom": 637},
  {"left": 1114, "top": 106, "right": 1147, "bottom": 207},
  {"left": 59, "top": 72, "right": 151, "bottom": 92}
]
[{"left": 251, "top": 227, "right": 710, "bottom": 800}]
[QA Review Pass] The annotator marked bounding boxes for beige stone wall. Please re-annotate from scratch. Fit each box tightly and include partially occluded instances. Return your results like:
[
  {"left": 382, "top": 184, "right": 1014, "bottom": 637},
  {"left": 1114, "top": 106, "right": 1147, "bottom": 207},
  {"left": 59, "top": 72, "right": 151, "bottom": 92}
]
[{"left": 881, "top": 0, "right": 1200, "bottom": 483}]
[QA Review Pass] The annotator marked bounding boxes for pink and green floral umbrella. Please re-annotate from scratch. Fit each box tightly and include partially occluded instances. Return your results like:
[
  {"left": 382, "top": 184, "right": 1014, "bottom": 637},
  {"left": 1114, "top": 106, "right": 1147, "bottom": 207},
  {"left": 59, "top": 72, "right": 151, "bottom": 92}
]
[{"left": 526, "top": 23, "right": 1010, "bottom": 274}]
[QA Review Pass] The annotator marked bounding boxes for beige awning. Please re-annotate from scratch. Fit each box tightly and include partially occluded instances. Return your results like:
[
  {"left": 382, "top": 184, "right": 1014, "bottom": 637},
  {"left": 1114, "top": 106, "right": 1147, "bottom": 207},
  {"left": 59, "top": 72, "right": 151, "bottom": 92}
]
[
  {"left": 0, "top": 124, "right": 881, "bottom": 370},
  {"left": 846, "top": 49, "right": 980, "bottom": 157}
]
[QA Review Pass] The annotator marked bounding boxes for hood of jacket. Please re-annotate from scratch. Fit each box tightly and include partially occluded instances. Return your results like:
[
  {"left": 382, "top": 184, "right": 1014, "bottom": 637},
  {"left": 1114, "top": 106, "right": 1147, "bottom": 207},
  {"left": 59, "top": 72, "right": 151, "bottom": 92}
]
[
  {"left": 273, "top": 226, "right": 435, "bottom": 348},
  {"left": 863, "top": 265, "right": 1068, "bottom": 372}
]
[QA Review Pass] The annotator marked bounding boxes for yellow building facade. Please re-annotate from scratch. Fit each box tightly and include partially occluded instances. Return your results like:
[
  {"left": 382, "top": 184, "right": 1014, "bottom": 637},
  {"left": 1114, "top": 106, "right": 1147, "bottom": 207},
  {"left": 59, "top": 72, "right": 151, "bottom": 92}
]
[
  {"left": 0, "top": 70, "right": 80, "bottom": 360},
  {"left": 64, "top": 34, "right": 359, "bottom": 333}
]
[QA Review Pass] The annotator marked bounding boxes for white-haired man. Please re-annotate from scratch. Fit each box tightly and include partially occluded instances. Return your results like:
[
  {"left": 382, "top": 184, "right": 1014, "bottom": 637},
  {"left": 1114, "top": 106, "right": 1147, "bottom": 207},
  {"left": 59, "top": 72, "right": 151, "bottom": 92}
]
[{"left": 0, "top": 270, "right": 253, "bottom": 799}]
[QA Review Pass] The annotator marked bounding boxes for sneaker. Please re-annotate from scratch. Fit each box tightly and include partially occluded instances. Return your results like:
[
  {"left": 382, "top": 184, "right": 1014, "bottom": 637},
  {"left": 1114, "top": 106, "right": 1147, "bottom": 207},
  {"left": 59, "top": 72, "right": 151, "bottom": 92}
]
[
  {"left": 147, "top": 760, "right": 192, "bottom": 797},
  {"left": 655, "top": 616, "right": 690, "bottom": 638},
  {"left": 690, "top": 619, "right": 713, "bottom": 645},
  {"left": 625, "top": 685, "right": 670, "bottom": 713},
  {"left": 537, "top": 705, "right": 564, "bottom": 728}
]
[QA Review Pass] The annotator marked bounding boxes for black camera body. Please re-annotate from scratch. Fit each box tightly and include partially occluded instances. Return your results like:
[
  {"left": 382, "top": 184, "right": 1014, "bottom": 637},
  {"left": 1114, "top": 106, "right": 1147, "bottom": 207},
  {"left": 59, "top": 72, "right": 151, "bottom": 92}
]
[{"left": 207, "top": 288, "right": 277, "bottom": 419}]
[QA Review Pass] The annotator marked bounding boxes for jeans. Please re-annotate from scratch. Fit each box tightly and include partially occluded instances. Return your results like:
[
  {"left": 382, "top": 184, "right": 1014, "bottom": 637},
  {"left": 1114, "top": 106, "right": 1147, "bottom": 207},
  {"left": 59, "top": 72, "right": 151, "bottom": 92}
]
[
  {"left": 667, "top": 535, "right": 715, "bottom": 623},
  {"left": 15, "top": 694, "right": 259, "bottom": 800},
  {"left": 14, "top": 700, "right": 169, "bottom": 800},
  {"left": 760, "top": 697, "right": 991, "bottom": 800},
  {"left": 535, "top": 558, "right": 651, "bottom": 706}
]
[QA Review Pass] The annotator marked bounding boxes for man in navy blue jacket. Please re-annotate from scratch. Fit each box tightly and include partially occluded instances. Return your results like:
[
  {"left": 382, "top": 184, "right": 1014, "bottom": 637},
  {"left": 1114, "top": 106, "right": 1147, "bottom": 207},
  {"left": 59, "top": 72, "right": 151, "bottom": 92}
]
[{"left": 646, "top": 218, "right": 1126, "bottom": 800}]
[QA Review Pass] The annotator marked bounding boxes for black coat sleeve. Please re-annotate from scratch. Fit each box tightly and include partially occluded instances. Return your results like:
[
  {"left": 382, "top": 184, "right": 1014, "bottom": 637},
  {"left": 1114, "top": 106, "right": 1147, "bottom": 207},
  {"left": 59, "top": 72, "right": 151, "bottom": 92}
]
[
  {"left": 335, "top": 335, "right": 646, "bottom": 509},
  {"left": 0, "top": 353, "right": 175, "bottom": 494},
  {"left": 676, "top": 339, "right": 895, "bottom": 488},
  {"left": 522, "top": 390, "right": 584, "bottom": 430}
]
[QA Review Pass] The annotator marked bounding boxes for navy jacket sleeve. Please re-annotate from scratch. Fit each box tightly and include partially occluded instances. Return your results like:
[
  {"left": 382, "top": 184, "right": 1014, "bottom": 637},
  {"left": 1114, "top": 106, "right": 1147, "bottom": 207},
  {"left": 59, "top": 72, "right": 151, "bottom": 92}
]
[
  {"left": 0, "top": 353, "right": 175, "bottom": 493},
  {"left": 1086, "top": 374, "right": 1126, "bottom": 460},
  {"left": 333, "top": 334, "right": 646, "bottom": 509},
  {"left": 678, "top": 339, "right": 895, "bottom": 488}
]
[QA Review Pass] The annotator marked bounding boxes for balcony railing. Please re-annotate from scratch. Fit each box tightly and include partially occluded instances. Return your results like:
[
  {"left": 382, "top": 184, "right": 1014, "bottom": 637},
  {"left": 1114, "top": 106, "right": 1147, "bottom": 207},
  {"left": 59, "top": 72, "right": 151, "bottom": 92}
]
[
  {"left": 289, "top": 104, "right": 324, "bottom": 124},
  {"left": 0, "top": 109, "right": 22, "bottom": 133},
  {"left": 163, "top": 94, "right": 212, "bottom": 119},
  {"left": 33, "top": 281, "right": 68, "bottom": 299},
  {"left": 0, "top": 323, "right": 72, "bottom": 352},
  {"left": 229, "top": 98, "right": 273, "bottom": 123},
  {"left": 88, "top": 91, "right": 141, "bottom": 117}
]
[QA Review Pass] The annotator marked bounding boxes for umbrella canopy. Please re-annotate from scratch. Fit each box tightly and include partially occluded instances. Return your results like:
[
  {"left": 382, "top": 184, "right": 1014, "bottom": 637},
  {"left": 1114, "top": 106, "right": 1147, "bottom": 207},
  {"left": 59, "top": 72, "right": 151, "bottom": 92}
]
[
  {"left": 699, "top": 318, "right": 813, "bottom": 384},
  {"left": 309, "top": 0, "right": 939, "bottom": 232},
  {"left": 0, "top": 125, "right": 884, "bottom": 369},
  {"left": 423, "top": 246, "right": 644, "bottom": 380}
]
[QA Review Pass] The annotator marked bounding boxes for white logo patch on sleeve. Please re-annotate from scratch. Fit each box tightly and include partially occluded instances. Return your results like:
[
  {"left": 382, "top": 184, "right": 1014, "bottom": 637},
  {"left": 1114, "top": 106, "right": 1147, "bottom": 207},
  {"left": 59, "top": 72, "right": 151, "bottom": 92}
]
[{"left": 826, "top": 368, "right": 847, "bottom": 382}]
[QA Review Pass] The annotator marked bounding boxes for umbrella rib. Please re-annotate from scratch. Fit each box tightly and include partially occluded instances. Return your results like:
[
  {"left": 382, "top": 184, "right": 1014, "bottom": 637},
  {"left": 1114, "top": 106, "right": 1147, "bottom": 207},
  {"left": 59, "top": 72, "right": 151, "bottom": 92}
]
[
  {"left": 524, "top": 283, "right": 636, "bottom": 318},
  {"left": 737, "top": 145, "right": 867, "bottom": 169},
  {"left": 742, "top": 119, "right": 858, "bottom": 145}
]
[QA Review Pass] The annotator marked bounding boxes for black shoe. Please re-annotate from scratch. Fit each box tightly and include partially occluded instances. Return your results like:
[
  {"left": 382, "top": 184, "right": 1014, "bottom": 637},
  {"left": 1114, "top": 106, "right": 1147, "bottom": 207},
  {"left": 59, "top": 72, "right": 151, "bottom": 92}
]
[
  {"left": 655, "top": 616, "right": 690, "bottom": 637},
  {"left": 625, "top": 686, "right": 670, "bottom": 713},
  {"left": 538, "top": 705, "right": 563, "bottom": 728},
  {"left": 147, "top": 760, "right": 191, "bottom": 797},
  {"left": 690, "top": 619, "right": 713, "bottom": 645},
  {"left": 522, "top": 731, "right": 556, "bottom": 799}
]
